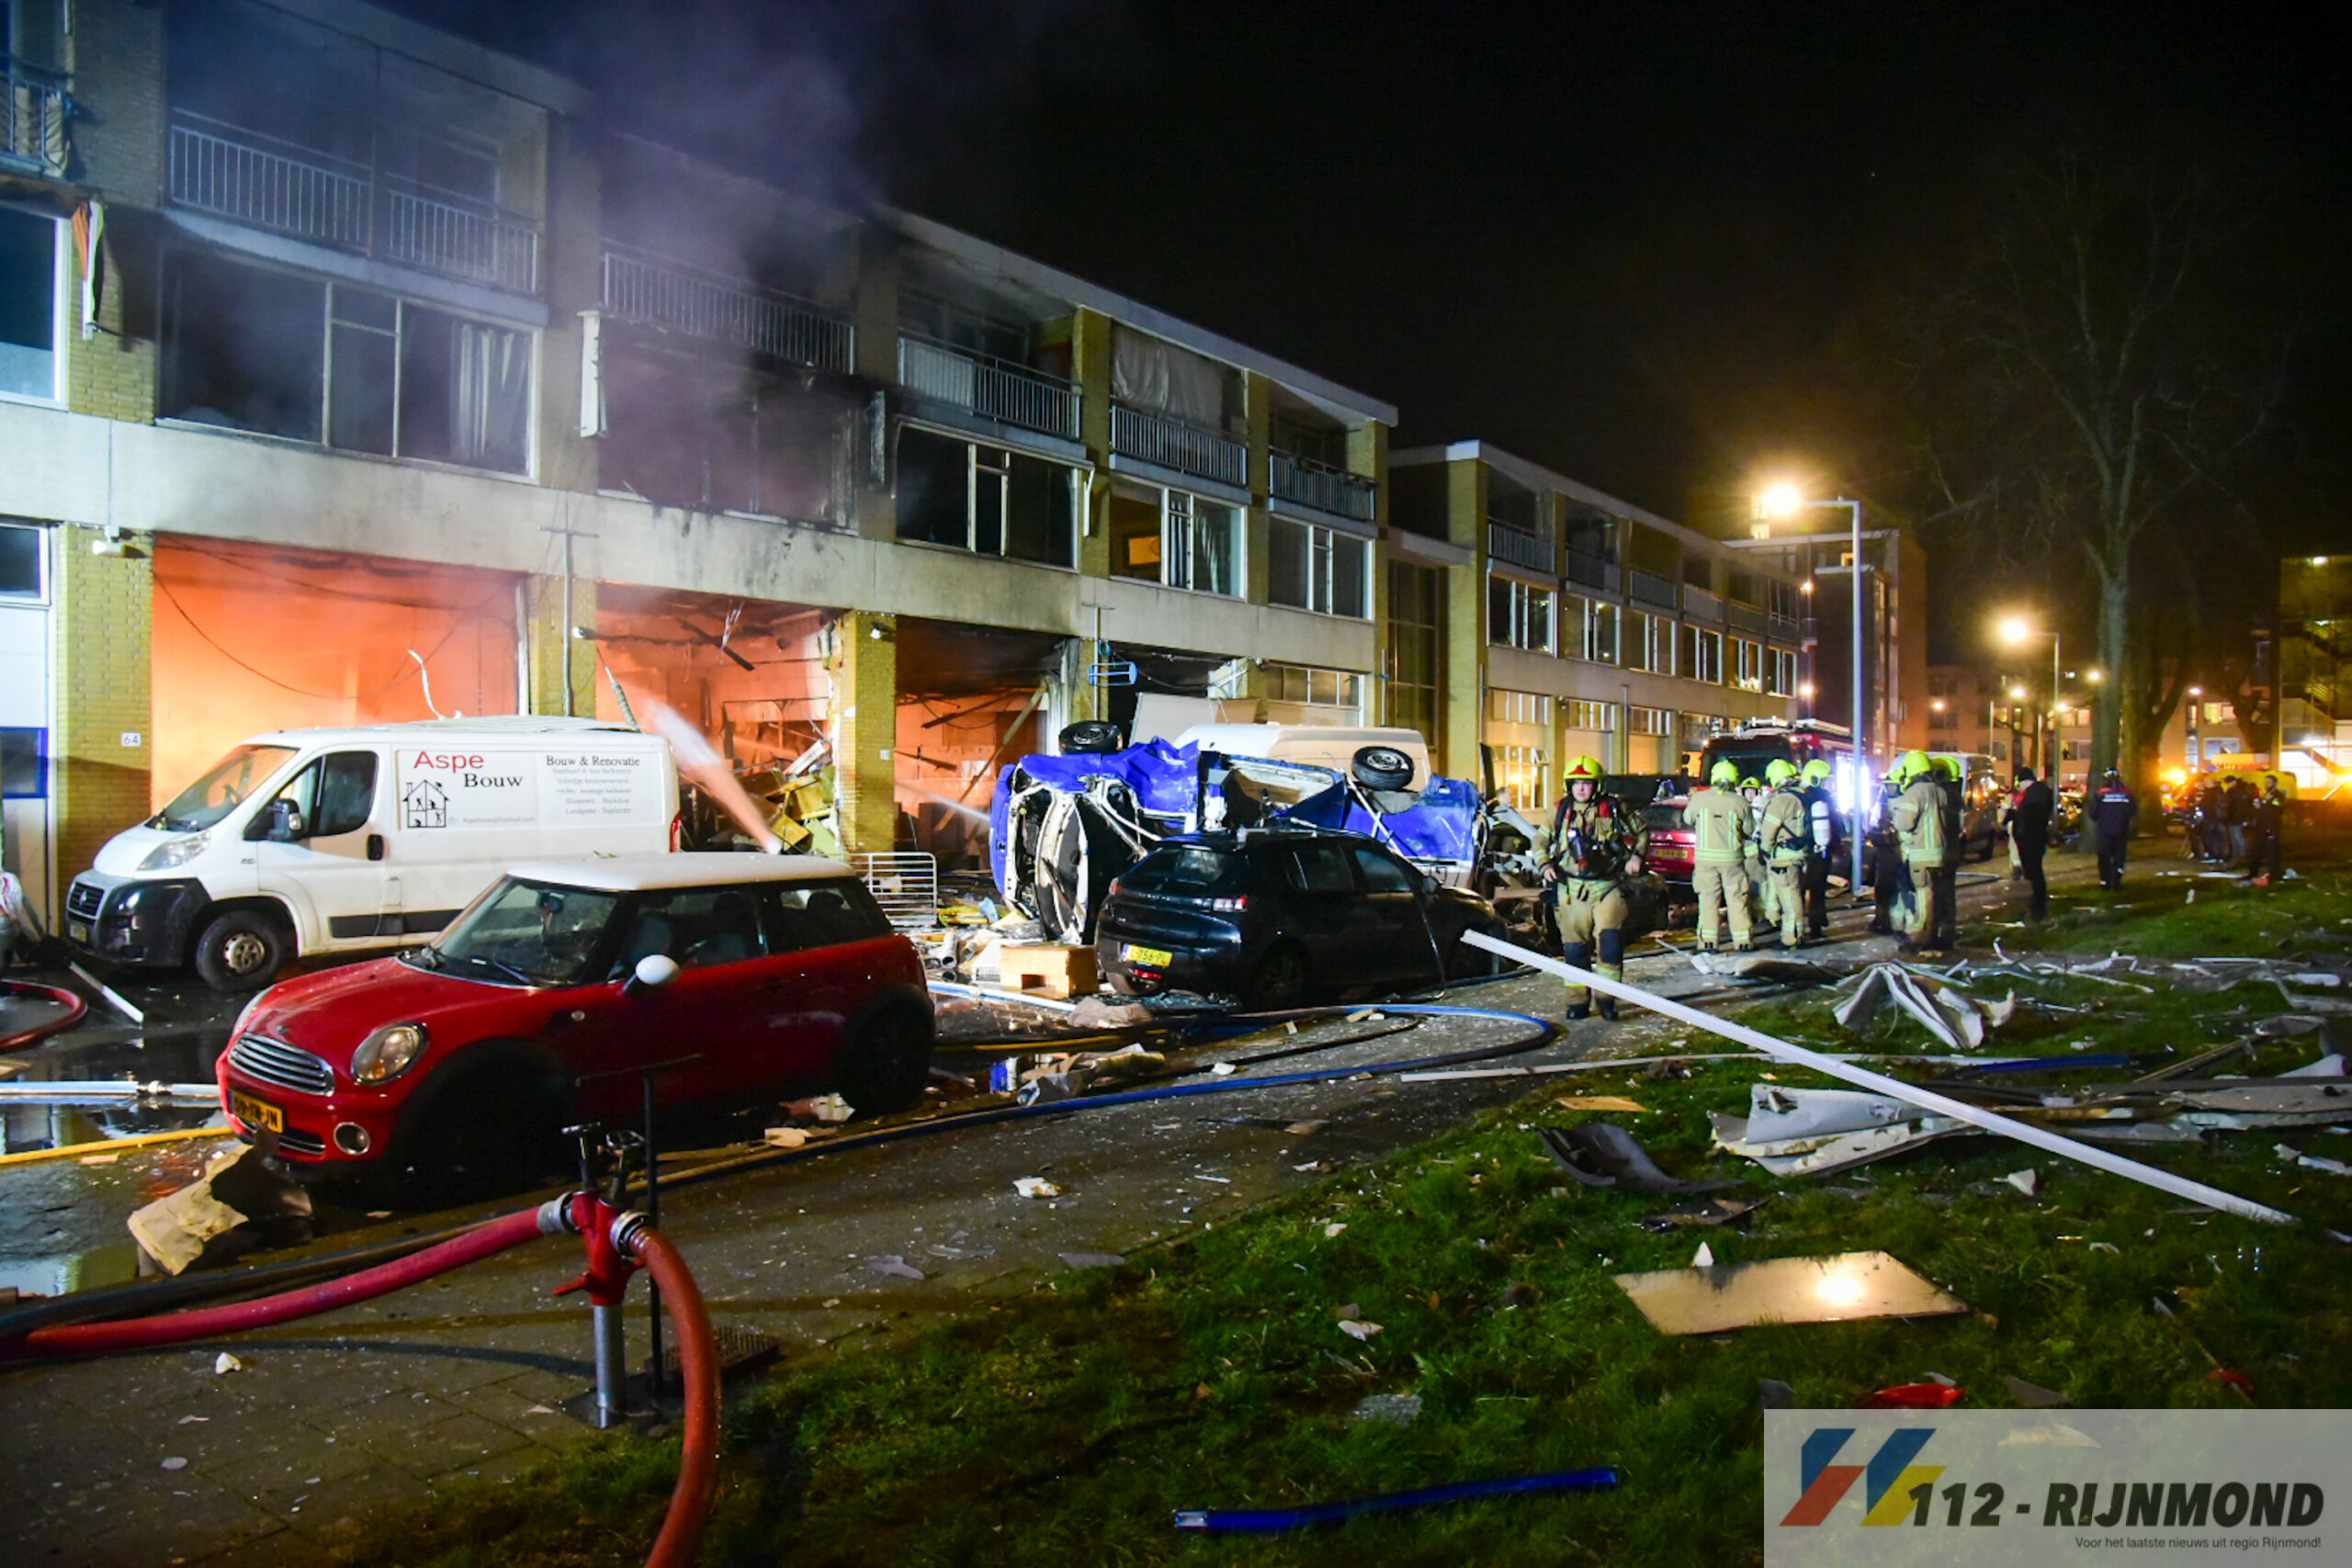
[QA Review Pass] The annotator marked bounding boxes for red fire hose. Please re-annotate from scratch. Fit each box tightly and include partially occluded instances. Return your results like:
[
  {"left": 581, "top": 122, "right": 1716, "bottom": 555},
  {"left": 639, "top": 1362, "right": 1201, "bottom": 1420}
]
[
  {"left": 4, "top": 1196, "right": 724, "bottom": 1568},
  {"left": 0, "top": 978, "right": 89, "bottom": 1050}
]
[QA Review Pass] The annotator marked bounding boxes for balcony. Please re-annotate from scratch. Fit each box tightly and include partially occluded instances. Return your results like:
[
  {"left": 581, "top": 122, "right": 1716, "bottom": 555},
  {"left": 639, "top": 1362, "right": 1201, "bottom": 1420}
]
[
  {"left": 1110, "top": 401, "right": 1247, "bottom": 489},
  {"left": 1682, "top": 586, "right": 1722, "bottom": 621},
  {"left": 897, "top": 333, "right": 1080, "bottom": 442},
  {"left": 1565, "top": 550, "right": 1620, "bottom": 593},
  {"left": 167, "top": 112, "right": 541, "bottom": 295},
  {"left": 605, "top": 247, "right": 854, "bottom": 374},
  {"left": 2, "top": 58, "right": 69, "bottom": 177},
  {"left": 1726, "top": 601, "right": 1767, "bottom": 636},
  {"left": 1270, "top": 450, "right": 1376, "bottom": 524},
  {"left": 1628, "top": 568, "right": 1679, "bottom": 609},
  {"left": 1487, "top": 521, "right": 1554, "bottom": 575}
]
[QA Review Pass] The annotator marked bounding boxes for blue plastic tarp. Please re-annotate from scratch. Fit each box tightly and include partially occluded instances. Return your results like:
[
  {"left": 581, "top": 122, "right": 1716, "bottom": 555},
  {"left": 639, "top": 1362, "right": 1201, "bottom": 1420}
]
[{"left": 1271, "top": 775, "right": 1482, "bottom": 863}]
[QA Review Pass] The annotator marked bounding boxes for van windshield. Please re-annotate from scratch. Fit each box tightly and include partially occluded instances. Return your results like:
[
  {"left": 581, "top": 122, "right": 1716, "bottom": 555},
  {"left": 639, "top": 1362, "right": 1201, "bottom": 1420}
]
[
  {"left": 151, "top": 744, "right": 299, "bottom": 831},
  {"left": 418, "top": 878, "right": 621, "bottom": 987}
]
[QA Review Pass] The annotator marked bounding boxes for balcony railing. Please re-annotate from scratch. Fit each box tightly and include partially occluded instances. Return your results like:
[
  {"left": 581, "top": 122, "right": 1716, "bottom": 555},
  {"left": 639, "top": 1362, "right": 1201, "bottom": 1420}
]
[
  {"left": 3, "top": 57, "right": 69, "bottom": 176},
  {"left": 167, "top": 111, "right": 541, "bottom": 295},
  {"left": 1682, "top": 586, "right": 1722, "bottom": 621},
  {"left": 605, "top": 247, "right": 854, "bottom": 373},
  {"left": 1270, "top": 450, "right": 1376, "bottom": 523},
  {"left": 1487, "top": 521, "right": 1554, "bottom": 575},
  {"left": 1627, "top": 568, "right": 1679, "bottom": 609},
  {"left": 1770, "top": 612, "right": 1801, "bottom": 641},
  {"left": 898, "top": 333, "right": 1079, "bottom": 440},
  {"left": 1110, "top": 401, "right": 1247, "bottom": 488},
  {"left": 1725, "top": 602, "right": 1766, "bottom": 636},
  {"left": 1565, "top": 550, "right": 1620, "bottom": 592}
]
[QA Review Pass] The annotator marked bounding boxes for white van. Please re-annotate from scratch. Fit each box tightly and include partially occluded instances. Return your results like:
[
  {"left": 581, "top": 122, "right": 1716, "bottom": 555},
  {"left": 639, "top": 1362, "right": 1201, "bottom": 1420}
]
[
  {"left": 67, "top": 717, "right": 678, "bottom": 992},
  {"left": 1170, "top": 724, "right": 1433, "bottom": 788}
]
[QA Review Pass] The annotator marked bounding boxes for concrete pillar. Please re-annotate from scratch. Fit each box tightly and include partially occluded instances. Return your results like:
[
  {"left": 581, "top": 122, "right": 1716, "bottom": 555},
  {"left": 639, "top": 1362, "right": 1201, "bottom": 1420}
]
[
  {"left": 53, "top": 527, "right": 153, "bottom": 891},
  {"left": 1071, "top": 308, "right": 1114, "bottom": 579},
  {"left": 1352, "top": 421, "right": 1391, "bottom": 719},
  {"left": 828, "top": 612, "right": 899, "bottom": 853},
  {"left": 1440, "top": 457, "right": 1487, "bottom": 783},
  {"left": 537, "top": 117, "right": 605, "bottom": 497},
  {"left": 1244, "top": 372, "right": 1273, "bottom": 605},
  {"left": 850, "top": 227, "right": 901, "bottom": 542},
  {"left": 525, "top": 574, "right": 598, "bottom": 717}
]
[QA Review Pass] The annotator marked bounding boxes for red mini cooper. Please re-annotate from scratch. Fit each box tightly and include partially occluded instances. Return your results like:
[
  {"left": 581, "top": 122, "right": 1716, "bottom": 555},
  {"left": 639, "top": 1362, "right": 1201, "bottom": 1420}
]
[{"left": 217, "top": 854, "right": 933, "bottom": 1190}]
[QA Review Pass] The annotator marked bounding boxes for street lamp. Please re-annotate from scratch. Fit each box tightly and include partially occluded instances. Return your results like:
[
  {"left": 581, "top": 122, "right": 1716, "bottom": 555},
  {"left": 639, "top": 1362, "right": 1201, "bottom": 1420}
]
[
  {"left": 2186, "top": 685, "right": 2202, "bottom": 769},
  {"left": 1998, "top": 616, "right": 2063, "bottom": 779},
  {"left": 1756, "top": 484, "right": 1870, "bottom": 885}
]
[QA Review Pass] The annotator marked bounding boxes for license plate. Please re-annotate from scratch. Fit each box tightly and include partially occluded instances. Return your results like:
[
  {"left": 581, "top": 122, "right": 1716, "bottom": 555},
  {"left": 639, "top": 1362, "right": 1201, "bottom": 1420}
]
[
  {"left": 1124, "top": 943, "right": 1173, "bottom": 967},
  {"left": 229, "top": 1089, "right": 284, "bottom": 1135},
  {"left": 69, "top": 922, "right": 88, "bottom": 944}
]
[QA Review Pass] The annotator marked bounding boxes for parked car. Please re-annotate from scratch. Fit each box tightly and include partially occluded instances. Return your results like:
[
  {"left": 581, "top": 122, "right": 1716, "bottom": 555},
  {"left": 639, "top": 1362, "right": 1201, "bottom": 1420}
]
[
  {"left": 216, "top": 854, "right": 931, "bottom": 1192},
  {"left": 1095, "top": 830, "right": 1506, "bottom": 1009},
  {"left": 73, "top": 718, "right": 679, "bottom": 993}
]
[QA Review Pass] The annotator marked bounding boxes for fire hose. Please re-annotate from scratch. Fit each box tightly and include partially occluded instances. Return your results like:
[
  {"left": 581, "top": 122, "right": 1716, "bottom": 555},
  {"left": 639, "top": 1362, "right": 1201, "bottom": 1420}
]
[
  {"left": 0, "top": 978, "right": 89, "bottom": 1049},
  {"left": 3, "top": 1188, "right": 722, "bottom": 1568}
]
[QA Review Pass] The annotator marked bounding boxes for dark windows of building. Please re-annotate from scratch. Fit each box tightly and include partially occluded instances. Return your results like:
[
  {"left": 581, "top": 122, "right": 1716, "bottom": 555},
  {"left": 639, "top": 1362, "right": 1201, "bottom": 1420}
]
[
  {"left": 160, "top": 250, "right": 532, "bottom": 474},
  {"left": 0, "top": 728, "right": 44, "bottom": 798},
  {"left": 1487, "top": 573, "right": 1554, "bottom": 653},
  {"left": 896, "top": 426, "right": 1075, "bottom": 568},
  {"left": 1108, "top": 486, "right": 1237, "bottom": 594},
  {"left": 1386, "top": 561, "right": 1442, "bottom": 738},
  {"left": 1270, "top": 517, "right": 1369, "bottom": 618},
  {"left": 0, "top": 205, "right": 62, "bottom": 400},
  {"left": 0, "top": 523, "right": 43, "bottom": 598}
]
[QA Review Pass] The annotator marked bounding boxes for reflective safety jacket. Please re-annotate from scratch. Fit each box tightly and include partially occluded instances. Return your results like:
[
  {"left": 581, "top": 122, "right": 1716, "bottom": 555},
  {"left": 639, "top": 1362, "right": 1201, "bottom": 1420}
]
[
  {"left": 1682, "top": 786, "right": 1755, "bottom": 864},
  {"left": 1889, "top": 777, "right": 1948, "bottom": 865},
  {"left": 1546, "top": 795, "right": 1647, "bottom": 886},
  {"left": 1757, "top": 786, "right": 1811, "bottom": 865}
]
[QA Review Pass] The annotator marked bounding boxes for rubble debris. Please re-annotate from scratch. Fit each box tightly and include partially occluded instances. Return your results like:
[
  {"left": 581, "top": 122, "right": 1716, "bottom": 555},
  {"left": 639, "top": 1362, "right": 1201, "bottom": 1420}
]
[
  {"left": 1861, "top": 1382, "right": 1968, "bottom": 1409},
  {"left": 213, "top": 1352, "right": 244, "bottom": 1375},
  {"left": 1637, "top": 1195, "right": 1767, "bottom": 1231},
  {"left": 1743, "top": 1085, "right": 1914, "bottom": 1143},
  {"left": 1338, "top": 1319, "right": 1384, "bottom": 1342},
  {"left": 127, "top": 1146, "right": 312, "bottom": 1276},
  {"left": 1834, "top": 964, "right": 2014, "bottom": 1049},
  {"left": 1710, "top": 1111, "right": 1976, "bottom": 1179},
  {"left": 1690, "top": 1242, "right": 1714, "bottom": 1267},
  {"left": 1758, "top": 1379, "right": 1795, "bottom": 1410},
  {"left": 1555, "top": 1095, "right": 1648, "bottom": 1113},
  {"left": 1012, "top": 1177, "right": 1061, "bottom": 1199},
  {"left": 1535, "top": 1123, "right": 1740, "bottom": 1194},
  {"left": 1058, "top": 1252, "right": 1125, "bottom": 1269},
  {"left": 2276, "top": 1143, "right": 2352, "bottom": 1177},
  {"left": 1688, "top": 952, "right": 1840, "bottom": 987},
  {"left": 1350, "top": 1393, "right": 1422, "bottom": 1427},
  {"left": 2002, "top": 1168, "right": 2040, "bottom": 1197},
  {"left": 999, "top": 943, "right": 1100, "bottom": 999},
  {"left": 762, "top": 1127, "right": 809, "bottom": 1149},
  {"left": 1611, "top": 1249, "right": 1968, "bottom": 1337},
  {"left": 864, "top": 1255, "right": 925, "bottom": 1280},
  {"left": 2001, "top": 1375, "right": 2069, "bottom": 1408}
]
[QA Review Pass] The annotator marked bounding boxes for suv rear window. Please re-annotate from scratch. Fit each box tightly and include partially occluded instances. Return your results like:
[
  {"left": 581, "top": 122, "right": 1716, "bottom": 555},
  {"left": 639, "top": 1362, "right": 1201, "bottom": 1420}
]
[
  {"left": 1122, "top": 845, "right": 1244, "bottom": 896},
  {"left": 1642, "top": 804, "right": 1685, "bottom": 832}
]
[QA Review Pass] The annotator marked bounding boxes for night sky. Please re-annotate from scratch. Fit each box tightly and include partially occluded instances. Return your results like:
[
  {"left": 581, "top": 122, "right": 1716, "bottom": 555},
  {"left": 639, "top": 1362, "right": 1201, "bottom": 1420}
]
[{"left": 393, "top": 1, "right": 2350, "bottom": 640}]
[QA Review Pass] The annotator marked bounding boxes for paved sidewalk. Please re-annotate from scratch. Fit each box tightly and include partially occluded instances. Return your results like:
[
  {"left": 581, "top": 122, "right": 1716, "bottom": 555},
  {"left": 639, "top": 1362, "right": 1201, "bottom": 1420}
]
[{"left": 1, "top": 863, "right": 2061, "bottom": 1565}]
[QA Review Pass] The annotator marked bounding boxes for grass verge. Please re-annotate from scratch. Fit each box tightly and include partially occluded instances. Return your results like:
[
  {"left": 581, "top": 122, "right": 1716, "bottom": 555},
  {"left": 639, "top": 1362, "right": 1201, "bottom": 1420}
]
[{"left": 340, "top": 843, "right": 2352, "bottom": 1567}]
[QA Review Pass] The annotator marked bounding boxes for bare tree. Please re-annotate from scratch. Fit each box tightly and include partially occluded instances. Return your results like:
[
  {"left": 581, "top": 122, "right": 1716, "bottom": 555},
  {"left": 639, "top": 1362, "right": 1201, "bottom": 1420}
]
[{"left": 1886, "top": 140, "right": 2293, "bottom": 795}]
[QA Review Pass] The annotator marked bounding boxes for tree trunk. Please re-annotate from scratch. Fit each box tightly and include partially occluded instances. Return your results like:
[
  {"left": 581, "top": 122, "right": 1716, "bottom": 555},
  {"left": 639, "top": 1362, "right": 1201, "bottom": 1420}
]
[{"left": 2093, "top": 560, "right": 2129, "bottom": 784}]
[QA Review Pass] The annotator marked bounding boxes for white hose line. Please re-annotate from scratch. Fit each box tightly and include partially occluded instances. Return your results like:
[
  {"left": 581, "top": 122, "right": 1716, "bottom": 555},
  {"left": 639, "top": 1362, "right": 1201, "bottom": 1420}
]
[{"left": 1462, "top": 930, "right": 2297, "bottom": 1226}]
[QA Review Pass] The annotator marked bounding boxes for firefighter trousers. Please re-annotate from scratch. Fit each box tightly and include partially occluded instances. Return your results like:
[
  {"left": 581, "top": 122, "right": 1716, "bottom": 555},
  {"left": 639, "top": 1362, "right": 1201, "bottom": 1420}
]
[
  {"left": 1555, "top": 881, "right": 1629, "bottom": 1013},
  {"left": 1692, "top": 861, "right": 1753, "bottom": 949}
]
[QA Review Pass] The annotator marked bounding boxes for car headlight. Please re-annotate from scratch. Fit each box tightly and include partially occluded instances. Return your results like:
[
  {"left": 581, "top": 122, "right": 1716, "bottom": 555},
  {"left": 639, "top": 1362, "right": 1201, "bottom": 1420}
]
[
  {"left": 138, "top": 832, "right": 210, "bottom": 872},
  {"left": 351, "top": 1022, "right": 429, "bottom": 1085}
]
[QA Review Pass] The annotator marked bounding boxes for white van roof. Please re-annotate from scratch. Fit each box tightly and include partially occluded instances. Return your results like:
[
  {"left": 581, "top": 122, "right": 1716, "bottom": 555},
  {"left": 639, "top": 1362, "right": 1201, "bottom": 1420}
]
[
  {"left": 243, "top": 717, "right": 655, "bottom": 748},
  {"left": 503, "top": 852, "right": 859, "bottom": 893}
]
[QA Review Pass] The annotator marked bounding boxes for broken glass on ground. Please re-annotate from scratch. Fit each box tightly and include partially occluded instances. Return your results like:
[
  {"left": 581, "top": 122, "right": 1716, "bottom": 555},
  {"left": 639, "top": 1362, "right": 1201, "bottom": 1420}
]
[{"left": 1611, "top": 1249, "right": 1969, "bottom": 1337}]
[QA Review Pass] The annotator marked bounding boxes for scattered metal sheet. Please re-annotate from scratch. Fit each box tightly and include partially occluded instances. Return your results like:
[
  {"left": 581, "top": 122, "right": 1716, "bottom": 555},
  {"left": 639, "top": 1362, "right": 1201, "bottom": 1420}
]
[
  {"left": 2001, "top": 1374, "right": 2070, "bottom": 1408},
  {"left": 1639, "top": 1194, "right": 1769, "bottom": 1231},
  {"left": 1744, "top": 1085, "right": 1916, "bottom": 1143},
  {"left": 1535, "top": 1123, "right": 1740, "bottom": 1194},
  {"left": 1714, "top": 1117, "right": 1978, "bottom": 1178},
  {"left": 1611, "top": 1249, "right": 1969, "bottom": 1337}
]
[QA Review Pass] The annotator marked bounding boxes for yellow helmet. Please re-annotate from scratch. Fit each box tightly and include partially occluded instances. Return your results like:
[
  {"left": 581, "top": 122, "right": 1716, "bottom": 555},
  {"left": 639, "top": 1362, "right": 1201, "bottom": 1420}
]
[
  {"left": 1765, "top": 759, "right": 1798, "bottom": 786},
  {"left": 1894, "top": 750, "right": 1931, "bottom": 786},
  {"left": 1564, "top": 754, "right": 1607, "bottom": 783},
  {"left": 1709, "top": 759, "right": 1740, "bottom": 787},
  {"left": 1801, "top": 759, "right": 1831, "bottom": 784}
]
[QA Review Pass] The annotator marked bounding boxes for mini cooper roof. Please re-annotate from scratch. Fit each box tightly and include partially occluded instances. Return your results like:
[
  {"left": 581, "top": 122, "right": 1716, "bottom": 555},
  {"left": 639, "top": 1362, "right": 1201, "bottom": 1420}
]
[{"left": 500, "top": 853, "right": 859, "bottom": 893}]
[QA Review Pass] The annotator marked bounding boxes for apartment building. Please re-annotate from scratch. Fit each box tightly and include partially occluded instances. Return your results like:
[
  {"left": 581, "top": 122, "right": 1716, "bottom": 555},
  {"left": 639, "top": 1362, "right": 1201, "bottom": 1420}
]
[
  {"left": 2279, "top": 554, "right": 2348, "bottom": 787},
  {"left": 1728, "top": 525, "right": 1929, "bottom": 764},
  {"left": 1387, "top": 443, "right": 1804, "bottom": 812},
  {"left": 0, "top": 0, "right": 1401, "bottom": 919}
]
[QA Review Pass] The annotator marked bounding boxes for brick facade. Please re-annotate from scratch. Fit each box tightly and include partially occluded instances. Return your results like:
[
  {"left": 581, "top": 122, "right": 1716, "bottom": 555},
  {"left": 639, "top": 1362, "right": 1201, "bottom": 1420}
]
[{"left": 53, "top": 527, "right": 154, "bottom": 887}]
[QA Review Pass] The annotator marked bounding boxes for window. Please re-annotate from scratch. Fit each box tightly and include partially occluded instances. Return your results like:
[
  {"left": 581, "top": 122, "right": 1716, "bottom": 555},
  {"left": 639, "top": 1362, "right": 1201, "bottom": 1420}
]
[
  {"left": 897, "top": 425, "right": 1077, "bottom": 567},
  {"left": 1386, "top": 562, "right": 1442, "bottom": 738},
  {"left": 1572, "top": 597, "right": 1618, "bottom": 663},
  {"left": 613, "top": 886, "right": 768, "bottom": 975},
  {"left": 1563, "top": 699, "right": 1617, "bottom": 733},
  {"left": 1629, "top": 705, "right": 1672, "bottom": 736},
  {"left": 1490, "top": 745, "right": 1549, "bottom": 811},
  {"left": 1487, "top": 689, "right": 1553, "bottom": 727},
  {"left": 0, "top": 728, "right": 45, "bottom": 798},
  {"left": 0, "top": 205, "right": 63, "bottom": 401},
  {"left": 160, "top": 250, "right": 532, "bottom": 474},
  {"left": 0, "top": 523, "right": 42, "bottom": 599},
  {"left": 1767, "top": 648, "right": 1800, "bottom": 696},
  {"left": 1678, "top": 625, "right": 1724, "bottom": 684},
  {"left": 1351, "top": 844, "right": 1418, "bottom": 894},
  {"left": 267, "top": 750, "right": 379, "bottom": 839},
  {"left": 1270, "top": 516, "right": 1370, "bottom": 618},
  {"left": 1624, "top": 610, "right": 1670, "bottom": 673},
  {"left": 1733, "top": 637, "right": 1763, "bottom": 692},
  {"left": 1266, "top": 664, "right": 1363, "bottom": 715},
  {"left": 1108, "top": 488, "right": 1238, "bottom": 594},
  {"left": 1276, "top": 840, "right": 1358, "bottom": 894},
  {"left": 1487, "top": 574, "right": 1555, "bottom": 652}
]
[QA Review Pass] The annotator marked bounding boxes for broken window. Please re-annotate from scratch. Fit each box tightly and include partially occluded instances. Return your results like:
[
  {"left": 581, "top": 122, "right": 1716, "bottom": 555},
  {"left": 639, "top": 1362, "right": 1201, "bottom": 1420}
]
[
  {"left": 1270, "top": 517, "right": 1368, "bottom": 618},
  {"left": 0, "top": 205, "right": 62, "bottom": 400},
  {"left": 894, "top": 425, "right": 1075, "bottom": 567},
  {"left": 1488, "top": 574, "right": 1554, "bottom": 653},
  {"left": 1163, "top": 491, "right": 1240, "bottom": 596},
  {"left": 161, "top": 249, "right": 532, "bottom": 473}
]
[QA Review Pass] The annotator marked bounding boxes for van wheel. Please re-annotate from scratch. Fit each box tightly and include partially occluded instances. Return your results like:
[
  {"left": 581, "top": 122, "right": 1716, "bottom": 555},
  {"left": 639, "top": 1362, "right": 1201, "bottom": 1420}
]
[
  {"left": 194, "top": 909, "right": 289, "bottom": 994},
  {"left": 839, "top": 1004, "right": 935, "bottom": 1116},
  {"left": 1245, "top": 944, "right": 1311, "bottom": 1011}
]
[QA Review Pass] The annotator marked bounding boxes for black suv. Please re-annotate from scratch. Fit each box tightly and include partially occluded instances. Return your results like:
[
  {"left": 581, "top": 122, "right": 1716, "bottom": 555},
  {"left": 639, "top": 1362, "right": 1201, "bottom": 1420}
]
[{"left": 1095, "top": 830, "right": 1505, "bottom": 1010}]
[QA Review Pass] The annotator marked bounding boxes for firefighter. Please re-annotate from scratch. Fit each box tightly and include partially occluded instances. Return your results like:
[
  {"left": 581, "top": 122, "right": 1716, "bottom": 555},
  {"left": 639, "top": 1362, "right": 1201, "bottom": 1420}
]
[
  {"left": 1867, "top": 771, "right": 1905, "bottom": 935},
  {"left": 1799, "top": 758, "right": 1840, "bottom": 941},
  {"left": 1683, "top": 759, "right": 1757, "bottom": 953},
  {"left": 2006, "top": 765, "right": 2054, "bottom": 920},
  {"left": 1928, "top": 756, "right": 1964, "bottom": 951},
  {"left": 1543, "top": 754, "right": 1647, "bottom": 1020},
  {"left": 1886, "top": 750, "right": 1948, "bottom": 955},
  {"left": 1755, "top": 759, "right": 1812, "bottom": 948},
  {"left": 2090, "top": 768, "right": 2138, "bottom": 888},
  {"left": 2245, "top": 772, "right": 2286, "bottom": 886}
]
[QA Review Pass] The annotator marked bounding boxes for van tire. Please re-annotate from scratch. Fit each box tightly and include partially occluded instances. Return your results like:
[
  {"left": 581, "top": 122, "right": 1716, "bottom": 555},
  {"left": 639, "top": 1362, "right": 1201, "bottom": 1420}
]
[
  {"left": 838, "top": 1000, "right": 935, "bottom": 1116},
  {"left": 194, "top": 908, "right": 290, "bottom": 994}
]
